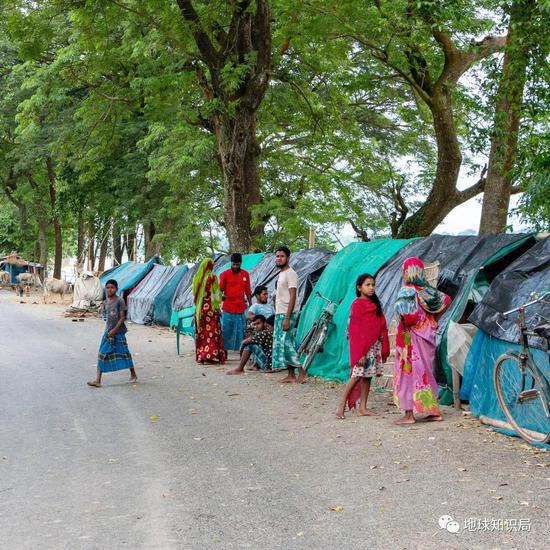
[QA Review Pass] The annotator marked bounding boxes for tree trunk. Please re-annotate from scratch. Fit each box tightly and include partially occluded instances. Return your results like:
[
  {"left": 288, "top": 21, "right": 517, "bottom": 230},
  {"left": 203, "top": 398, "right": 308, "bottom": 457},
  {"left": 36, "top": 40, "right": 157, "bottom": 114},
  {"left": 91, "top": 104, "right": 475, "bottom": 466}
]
[
  {"left": 176, "top": 0, "right": 271, "bottom": 252},
  {"left": 127, "top": 231, "right": 137, "bottom": 261},
  {"left": 398, "top": 90, "right": 463, "bottom": 237},
  {"left": 479, "top": 1, "right": 534, "bottom": 235},
  {"left": 76, "top": 214, "right": 85, "bottom": 273},
  {"left": 112, "top": 221, "right": 123, "bottom": 265},
  {"left": 143, "top": 221, "right": 157, "bottom": 260},
  {"left": 97, "top": 229, "right": 109, "bottom": 272},
  {"left": 214, "top": 109, "right": 263, "bottom": 252},
  {"left": 46, "top": 157, "right": 62, "bottom": 279},
  {"left": 87, "top": 224, "right": 96, "bottom": 272},
  {"left": 38, "top": 219, "right": 49, "bottom": 280}
]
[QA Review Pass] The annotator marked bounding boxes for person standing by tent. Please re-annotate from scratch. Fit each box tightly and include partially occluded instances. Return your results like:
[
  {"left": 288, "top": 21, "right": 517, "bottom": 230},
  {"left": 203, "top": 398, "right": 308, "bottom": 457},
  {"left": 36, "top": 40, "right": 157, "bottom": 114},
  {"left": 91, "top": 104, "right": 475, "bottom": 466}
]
[
  {"left": 393, "top": 257, "right": 451, "bottom": 424},
  {"left": 273, "top": 246, "right": 306, "bottom": 383},
  {"left": 219, "top": 253, "right": 252, "bottom": 353},
  {"left": 193, "top": 258, "right": 225, "bottom": 364},
  {"left": 87, "top": 279, "right": 137, "bottom": 387},
  {"left": 335, "top": 274, "right": 390, "bottom": 419}
]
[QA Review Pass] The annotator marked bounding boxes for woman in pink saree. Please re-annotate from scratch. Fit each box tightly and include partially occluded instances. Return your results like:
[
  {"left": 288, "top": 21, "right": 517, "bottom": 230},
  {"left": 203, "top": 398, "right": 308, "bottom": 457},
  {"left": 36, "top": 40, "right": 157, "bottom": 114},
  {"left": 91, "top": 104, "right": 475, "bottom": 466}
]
[{"left": 393, "top": 257, "right": 451, "bottom": 425}]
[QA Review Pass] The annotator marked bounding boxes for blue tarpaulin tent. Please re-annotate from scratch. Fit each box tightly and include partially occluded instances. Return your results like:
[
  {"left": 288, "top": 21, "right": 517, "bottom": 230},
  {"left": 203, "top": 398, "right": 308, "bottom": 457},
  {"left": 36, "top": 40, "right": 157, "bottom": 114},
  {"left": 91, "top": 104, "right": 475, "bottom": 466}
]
[
  {"left": 99, "top": 256, "right": 161, "bottom": 298},
  {"left": 127, "top": 264, "right": 185, "bottom": 324},
  {"left": 461, "top": 237, "right": 550, "bottom": 443},
  {"left": 152, "top": 265, "right": 189, "bottom": 326}
]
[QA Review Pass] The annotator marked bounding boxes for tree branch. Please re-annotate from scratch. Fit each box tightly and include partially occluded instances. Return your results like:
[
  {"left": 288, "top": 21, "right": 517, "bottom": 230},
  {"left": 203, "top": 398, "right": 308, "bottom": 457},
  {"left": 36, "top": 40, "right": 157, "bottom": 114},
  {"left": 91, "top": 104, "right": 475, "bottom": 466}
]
[
  {"left": 457, "top": 164, "right": 487, "bottom": 202},
  {"left": 176, "top": 0, "right": 220, "bottom": 66}
]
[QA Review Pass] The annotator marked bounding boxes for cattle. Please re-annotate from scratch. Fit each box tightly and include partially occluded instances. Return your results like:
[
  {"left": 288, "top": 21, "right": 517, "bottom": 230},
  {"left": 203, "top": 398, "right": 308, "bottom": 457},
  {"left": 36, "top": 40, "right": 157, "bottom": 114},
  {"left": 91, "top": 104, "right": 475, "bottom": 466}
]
[
  {"left": 0, "top": 271, "right": 10, "bottom": 285},
  {"left": 43, "top": 277, "right": 71, "bottom": 304},
  {"left": 16, "top": 272, "right": 42, "bottom": 287}
]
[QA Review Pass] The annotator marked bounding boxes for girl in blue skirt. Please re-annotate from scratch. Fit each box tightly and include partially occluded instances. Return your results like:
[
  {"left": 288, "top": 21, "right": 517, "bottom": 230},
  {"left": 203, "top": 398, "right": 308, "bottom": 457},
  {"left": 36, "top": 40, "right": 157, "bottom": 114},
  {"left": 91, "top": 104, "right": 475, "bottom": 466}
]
[{"left": 87, "top": 279, "right": 137, "bottom": 387}]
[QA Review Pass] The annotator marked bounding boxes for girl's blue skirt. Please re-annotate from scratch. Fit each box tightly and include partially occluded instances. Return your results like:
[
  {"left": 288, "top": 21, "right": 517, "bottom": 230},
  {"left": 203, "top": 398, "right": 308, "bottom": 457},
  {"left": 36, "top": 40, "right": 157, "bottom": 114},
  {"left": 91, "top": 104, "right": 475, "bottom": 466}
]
[{"left": 97, "top": 333, "right": 134, "bottom": 373}]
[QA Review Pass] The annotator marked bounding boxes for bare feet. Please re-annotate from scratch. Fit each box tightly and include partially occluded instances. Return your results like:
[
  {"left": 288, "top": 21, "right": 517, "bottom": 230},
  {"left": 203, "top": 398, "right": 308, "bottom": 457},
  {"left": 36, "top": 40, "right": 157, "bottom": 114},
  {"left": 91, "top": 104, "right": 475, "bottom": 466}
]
[
  {"left": 226, "top": 368, "right": 244, "bottom": 375},
  {"left": 87, "top": 381, "right": 101, "bottom": 387},
  {"left": 246, "top": 365, "right": 260, "bottom": 372},
  {"left": 358, "top": 408, "right": 377, "bottom": 416},
  {"left": 425, "top": 414, "right": 443, "bottom": 422},
  {"left": 129, "top": 375, "right": 138, "bottom": 383},
  {"left": 279, "top": 376, "right": 296, "bottom": 384},
  {"left": 335, "top": 410, "right": 345, "bottom": 420},
  {"left": 394, "top": 416, "right": 416, "bottom": 425},
  {"left": 296, "top": 373, "right": 308, "bottom": 384}
]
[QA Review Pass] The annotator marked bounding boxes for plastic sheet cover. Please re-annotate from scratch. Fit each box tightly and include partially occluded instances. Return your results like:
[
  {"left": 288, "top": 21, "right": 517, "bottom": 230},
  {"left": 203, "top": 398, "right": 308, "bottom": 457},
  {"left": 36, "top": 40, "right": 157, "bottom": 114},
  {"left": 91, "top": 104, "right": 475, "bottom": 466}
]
[
  {"left": 99, "top": 256, "right": 162, "bottom": 298},
  {"left": 152, "top": 265, "right": 189, "bottom": 326},
  {"left": 468, "top": 237, "right": 550, "bottom": 349},
  {"left": 127, "top": 264, "right": 184, "bottom": 324}
]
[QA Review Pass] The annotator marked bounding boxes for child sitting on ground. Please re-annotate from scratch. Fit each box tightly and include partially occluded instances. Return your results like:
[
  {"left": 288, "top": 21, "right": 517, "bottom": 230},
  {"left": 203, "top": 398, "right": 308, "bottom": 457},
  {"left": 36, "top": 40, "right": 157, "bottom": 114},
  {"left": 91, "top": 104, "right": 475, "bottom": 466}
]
[{"left": 227, "top": 314, "right": 273, "bottom": 375}]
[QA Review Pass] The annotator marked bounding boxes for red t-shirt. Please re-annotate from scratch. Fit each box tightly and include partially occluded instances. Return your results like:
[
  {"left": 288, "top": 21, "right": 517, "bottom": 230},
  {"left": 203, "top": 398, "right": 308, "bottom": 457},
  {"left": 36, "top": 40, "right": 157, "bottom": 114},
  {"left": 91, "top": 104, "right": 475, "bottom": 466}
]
[{"left": 219, "top": 268, "right": 251, "bottom": 314}]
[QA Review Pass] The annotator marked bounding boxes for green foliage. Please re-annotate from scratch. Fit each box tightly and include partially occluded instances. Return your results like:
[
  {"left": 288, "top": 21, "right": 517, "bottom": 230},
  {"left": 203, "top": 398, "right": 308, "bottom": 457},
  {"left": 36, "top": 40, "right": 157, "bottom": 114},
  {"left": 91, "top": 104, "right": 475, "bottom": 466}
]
[{"left": 0, "top": 0, "right": 548, "bottom": 264}]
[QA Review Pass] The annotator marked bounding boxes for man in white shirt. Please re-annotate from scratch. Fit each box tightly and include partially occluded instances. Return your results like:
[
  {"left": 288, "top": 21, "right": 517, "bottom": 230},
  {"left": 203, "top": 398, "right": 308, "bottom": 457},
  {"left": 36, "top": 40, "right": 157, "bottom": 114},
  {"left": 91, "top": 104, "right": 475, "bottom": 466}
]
[{"left": 272, "top": 246, "right": 306, "bottom": 383}]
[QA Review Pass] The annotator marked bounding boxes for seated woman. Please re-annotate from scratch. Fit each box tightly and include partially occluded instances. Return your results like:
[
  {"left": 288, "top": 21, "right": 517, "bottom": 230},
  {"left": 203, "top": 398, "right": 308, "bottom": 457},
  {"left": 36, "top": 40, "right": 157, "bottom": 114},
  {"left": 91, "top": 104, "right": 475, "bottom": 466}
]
[{"left": 227, "top": 315, "right": 273, "bottom": 375}]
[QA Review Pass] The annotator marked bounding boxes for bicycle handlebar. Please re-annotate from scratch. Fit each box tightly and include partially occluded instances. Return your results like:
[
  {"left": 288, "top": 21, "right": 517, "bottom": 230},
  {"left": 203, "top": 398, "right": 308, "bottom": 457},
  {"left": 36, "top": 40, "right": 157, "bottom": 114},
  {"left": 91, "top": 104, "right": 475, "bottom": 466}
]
[
  {"left": 501, "top": 291, "right": 550, "bottom": 319},
  {"left": 315, "top": 291, "right": 342, "bottom": 306}
]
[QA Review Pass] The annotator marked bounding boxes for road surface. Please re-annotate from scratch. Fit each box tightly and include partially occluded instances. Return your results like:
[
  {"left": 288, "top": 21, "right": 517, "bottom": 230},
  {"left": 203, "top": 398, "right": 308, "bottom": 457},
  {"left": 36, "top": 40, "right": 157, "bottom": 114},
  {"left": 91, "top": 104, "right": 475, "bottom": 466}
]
[{"left": 0, "top": 291, "right": 548, "bottom": 549}]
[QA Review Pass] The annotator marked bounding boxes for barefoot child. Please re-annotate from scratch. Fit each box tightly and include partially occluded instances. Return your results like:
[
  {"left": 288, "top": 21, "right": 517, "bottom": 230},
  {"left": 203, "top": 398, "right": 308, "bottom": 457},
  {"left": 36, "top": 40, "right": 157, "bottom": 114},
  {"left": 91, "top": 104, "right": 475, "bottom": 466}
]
[
  {"left": 87, "top": 279, "right": 137, "bottom": 387},
  {"left": 336, "top": 274, "right": 389, "bottom": 419}
]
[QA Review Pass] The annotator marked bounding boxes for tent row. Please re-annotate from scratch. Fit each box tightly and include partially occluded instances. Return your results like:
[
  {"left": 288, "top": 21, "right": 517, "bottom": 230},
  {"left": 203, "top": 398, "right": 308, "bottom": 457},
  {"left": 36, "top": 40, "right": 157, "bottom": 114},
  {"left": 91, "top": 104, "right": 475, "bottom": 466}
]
[{"left": 75, "top": 233, "right": 546, "bottom": 442}]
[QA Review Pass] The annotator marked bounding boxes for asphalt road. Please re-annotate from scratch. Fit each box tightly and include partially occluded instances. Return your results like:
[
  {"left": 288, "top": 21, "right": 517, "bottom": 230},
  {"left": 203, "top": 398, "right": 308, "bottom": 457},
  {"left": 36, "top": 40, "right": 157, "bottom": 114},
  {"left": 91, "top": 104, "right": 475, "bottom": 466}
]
[{"left": 0, "top": 291, "right": 548, "bottom": 549}]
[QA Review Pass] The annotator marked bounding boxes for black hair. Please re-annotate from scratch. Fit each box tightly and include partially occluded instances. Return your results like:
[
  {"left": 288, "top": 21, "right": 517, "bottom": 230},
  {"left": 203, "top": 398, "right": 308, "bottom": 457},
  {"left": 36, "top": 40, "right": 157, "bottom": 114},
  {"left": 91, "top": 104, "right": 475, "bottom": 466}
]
[
  {"left": 254, "top": 285, "right": 268, "bottom": 296},
  {"left": 231, "top": 253, "right": 242, "bottom": 263},
  {"left": 105, "top": 279, "right": 119, "bottom": 290},
  {"left": 275, "top": 246, "right": 291, "bottom": 257},
  {"left": 266, "top": 314, "right": 275, "bottom": 327},
  {"left": 253, "top": 314, "right": 267, "bottom": 323},
  {"left": 355, "top": 273, "right": 383, "bottom": 317}
]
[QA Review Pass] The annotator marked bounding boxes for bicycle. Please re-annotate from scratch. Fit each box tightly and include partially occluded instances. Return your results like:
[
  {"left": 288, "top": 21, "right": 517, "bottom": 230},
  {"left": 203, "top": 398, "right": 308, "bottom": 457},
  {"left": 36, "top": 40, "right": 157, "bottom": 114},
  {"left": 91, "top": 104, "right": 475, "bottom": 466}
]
[
  {"left": 298, "top": 291, "right": 340, "bottom": 371},
  {"left": 493, "top": 291, "right": 550, "bottom": 444}
]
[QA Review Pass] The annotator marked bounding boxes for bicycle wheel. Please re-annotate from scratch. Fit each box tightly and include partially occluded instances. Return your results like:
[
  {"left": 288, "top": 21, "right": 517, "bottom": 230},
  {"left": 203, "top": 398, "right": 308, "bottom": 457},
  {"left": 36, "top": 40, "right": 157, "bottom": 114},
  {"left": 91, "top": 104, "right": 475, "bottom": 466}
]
[
  {"left": 298, "top": 322, "right": 318, "bottom": 355},
  {"left": 302, "top": 324, "right": 328, "bottom": 372},
  {"left": 494, "top": 352, "right": 550, "bottom": 444}
]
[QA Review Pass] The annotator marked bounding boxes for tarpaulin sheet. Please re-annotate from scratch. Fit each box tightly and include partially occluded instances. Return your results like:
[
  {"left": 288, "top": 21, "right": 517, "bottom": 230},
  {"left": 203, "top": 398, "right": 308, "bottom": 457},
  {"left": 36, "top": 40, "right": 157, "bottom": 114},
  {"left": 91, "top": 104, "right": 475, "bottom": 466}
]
[
  {"left": 127, "top": 264, "right": 184, "bottom": 324},
  {"left": 171, "top": 254, "right": 229, "bottom": 314},
  {"left": 296, "top": 239, "right": 413, "bottom": 382},
  {"left": 71, "top": 273, "right": 103, "bottom": 309},
  {"left": 174, "top": 253, "right": 266, "bottom": 334},
  {"left": 99, "top": 256, "right": 161, "bottom": 298},
  {"left": 152, "top": 265, "right": 189, "bottom": 326},
  {"left": 461, "top": 330, "right": 549, "bottom": 445},
  {"left": 374, "top": 234, "right": 535, "bottom": 403},
  {"left": 468, "top": 237, "right": 550, "bottom": 349},
  {"left": 250, "top": 249, "right": 334, "bottom": 312}
]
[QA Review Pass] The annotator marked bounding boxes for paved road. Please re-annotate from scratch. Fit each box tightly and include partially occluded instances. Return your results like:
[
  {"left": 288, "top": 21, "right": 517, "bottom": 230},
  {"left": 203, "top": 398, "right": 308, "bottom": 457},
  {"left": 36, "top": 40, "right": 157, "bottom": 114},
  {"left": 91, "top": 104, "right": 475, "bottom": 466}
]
[{"left": 0, "top": 292, "right": 548, "bottom": 549}]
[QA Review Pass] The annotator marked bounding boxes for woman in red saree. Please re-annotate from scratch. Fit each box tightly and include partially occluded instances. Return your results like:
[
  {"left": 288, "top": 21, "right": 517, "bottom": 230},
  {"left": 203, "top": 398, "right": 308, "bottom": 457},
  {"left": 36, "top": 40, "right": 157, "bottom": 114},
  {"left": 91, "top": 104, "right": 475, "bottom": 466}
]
[{"left": 193, "top": 258, "right": 225, "bottom": 364}]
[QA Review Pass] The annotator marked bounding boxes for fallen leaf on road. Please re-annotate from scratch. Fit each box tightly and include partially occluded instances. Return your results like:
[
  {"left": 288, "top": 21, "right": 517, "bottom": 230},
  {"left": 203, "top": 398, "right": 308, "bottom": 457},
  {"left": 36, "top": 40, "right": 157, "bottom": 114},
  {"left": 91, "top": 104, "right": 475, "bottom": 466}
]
[
  {"left": 492, "top": 496, "right": 503, "bottom": 500},
  {"left": 520, "top": 501, "right": 529, "bottom": 506},
  {"left": 193, "top": 437, "right": 203, "bottom": 441},
  {"left": 395, "top": 479, "right": 410, "bottom": 483},
  {"left": 149, "top": 415, "right": 159, "bottom": 422},
  {"left": 296, "top": 532, "right": 304, "bottom": 537},
  {"left": 458, "top": 468, "right": 468, "bottom": 472},
  {"left": 370, "top": 465, "right": 378, "bottom": 470},
  {"left": 330, "top": 506, "right": 343, "bottom": 512}
]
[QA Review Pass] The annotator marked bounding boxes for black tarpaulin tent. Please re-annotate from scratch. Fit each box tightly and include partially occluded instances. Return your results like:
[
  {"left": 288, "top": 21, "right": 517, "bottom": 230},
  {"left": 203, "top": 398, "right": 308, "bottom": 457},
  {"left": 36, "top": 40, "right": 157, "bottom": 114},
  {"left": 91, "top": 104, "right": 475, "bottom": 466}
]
[{"left": 374, "top": 234, "right": 537, "bottom": 405}]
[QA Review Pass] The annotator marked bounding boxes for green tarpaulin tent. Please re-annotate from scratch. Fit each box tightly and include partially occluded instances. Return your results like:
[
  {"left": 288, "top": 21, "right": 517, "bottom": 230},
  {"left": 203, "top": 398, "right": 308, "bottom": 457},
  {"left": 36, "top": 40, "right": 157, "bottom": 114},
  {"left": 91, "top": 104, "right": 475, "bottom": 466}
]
[{"left": 296, "top": 239, "right": 413, "bottom": 382}]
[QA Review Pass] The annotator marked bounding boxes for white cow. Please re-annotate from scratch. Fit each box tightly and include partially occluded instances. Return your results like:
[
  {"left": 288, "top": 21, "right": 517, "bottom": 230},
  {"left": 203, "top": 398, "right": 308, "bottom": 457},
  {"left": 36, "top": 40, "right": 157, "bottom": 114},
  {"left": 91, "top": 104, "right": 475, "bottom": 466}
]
[{"left": 43, "top": 277, "right": 70, "bottom": 304}]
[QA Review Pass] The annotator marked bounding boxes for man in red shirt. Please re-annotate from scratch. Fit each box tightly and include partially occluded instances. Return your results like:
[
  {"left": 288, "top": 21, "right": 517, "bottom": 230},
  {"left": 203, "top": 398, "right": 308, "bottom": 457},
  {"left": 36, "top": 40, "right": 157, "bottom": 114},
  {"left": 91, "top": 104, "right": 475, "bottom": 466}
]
[{"left": 219, "top": 253, "right": 252, "bottom": 351}]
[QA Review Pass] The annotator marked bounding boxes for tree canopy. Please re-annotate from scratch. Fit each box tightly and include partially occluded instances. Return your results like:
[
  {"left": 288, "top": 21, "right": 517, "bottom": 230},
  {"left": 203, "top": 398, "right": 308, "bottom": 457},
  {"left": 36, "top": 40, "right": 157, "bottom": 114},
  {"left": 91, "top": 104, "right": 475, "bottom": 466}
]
[{"left": 0, "top": 1, "right": 548, "bottom": 273}]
